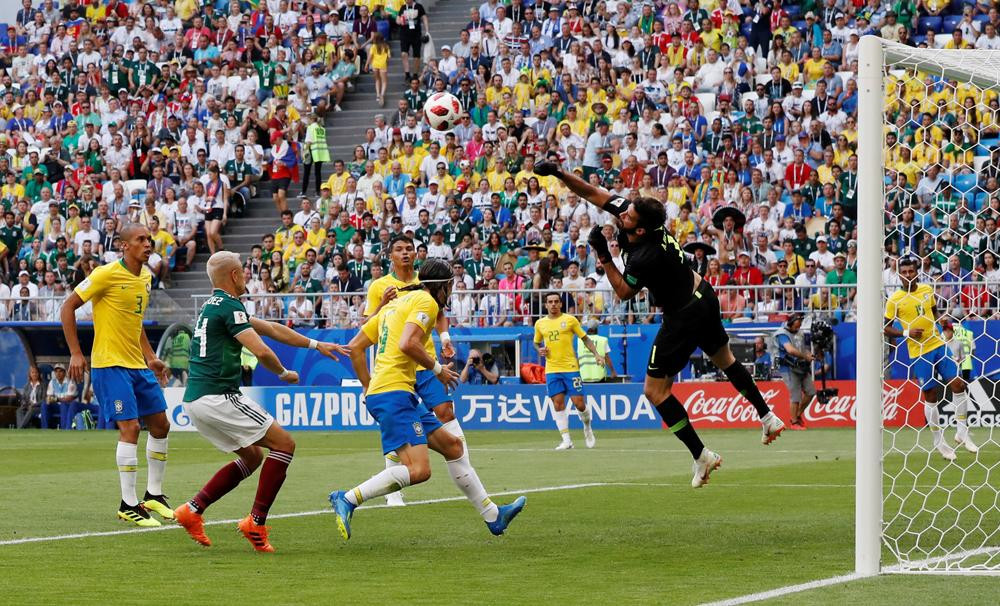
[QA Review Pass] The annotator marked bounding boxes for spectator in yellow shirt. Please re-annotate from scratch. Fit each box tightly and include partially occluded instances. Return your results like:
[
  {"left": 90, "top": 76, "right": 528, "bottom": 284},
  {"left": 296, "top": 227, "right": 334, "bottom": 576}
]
[
  {"left": 283, "top": 229, "right": 311, "bottom": 271},
  {"left": 802, "top": 48, "right": 827, "bottom": 84}
]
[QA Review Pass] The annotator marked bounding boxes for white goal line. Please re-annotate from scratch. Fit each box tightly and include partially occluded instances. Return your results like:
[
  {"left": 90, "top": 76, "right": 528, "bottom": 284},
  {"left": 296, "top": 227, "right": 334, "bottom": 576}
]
[
  {"left": 699, "top": 545, "right": 1000, "bottom": 605},
  {"left": 0, "top": 480, "right": 861, "bottom": 548}
]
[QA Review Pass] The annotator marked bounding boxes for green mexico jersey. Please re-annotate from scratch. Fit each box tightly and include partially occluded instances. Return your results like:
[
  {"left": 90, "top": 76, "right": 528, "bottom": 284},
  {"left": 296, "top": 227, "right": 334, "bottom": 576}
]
[{"left": 184, "top": 289, "right": 253, "bottom": 401}]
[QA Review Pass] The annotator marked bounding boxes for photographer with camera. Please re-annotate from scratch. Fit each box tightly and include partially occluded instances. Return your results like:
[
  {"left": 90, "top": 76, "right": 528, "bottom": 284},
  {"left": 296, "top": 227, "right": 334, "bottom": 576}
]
[
  {"left": 775, "top": 314, "right": 816, "bottom": 430},
  {"left": 461, "top": 348, "right": 499, "bottom": 385}
]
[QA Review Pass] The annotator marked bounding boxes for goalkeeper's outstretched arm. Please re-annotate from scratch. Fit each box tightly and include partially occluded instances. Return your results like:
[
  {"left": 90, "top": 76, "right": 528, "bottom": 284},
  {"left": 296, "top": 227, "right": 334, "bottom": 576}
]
[{"left": 534, "top": 162, "right": 615, "bottom": 209}]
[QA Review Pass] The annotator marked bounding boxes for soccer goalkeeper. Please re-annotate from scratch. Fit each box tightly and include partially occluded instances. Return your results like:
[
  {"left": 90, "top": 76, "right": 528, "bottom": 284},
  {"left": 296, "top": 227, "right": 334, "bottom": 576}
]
[{"left": 533, "top": 161, "right": 784, "bottom": 487}]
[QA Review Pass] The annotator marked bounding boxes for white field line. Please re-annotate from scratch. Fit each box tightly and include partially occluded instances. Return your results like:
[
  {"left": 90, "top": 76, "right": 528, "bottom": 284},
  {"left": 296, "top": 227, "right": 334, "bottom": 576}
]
[
  {"left": 0, "top": 482, "right": 608, "bottom": 547},
  {"left": 701, "top": 545, "right": 1000, "bottom": 605},
  {"left": 471, "top": 448, "right": 855, "bottom": 455},
  {"left": 1, "top": 480, "right": 859, "bottom": 547},
  {"left": 697, "top": 573, "right": 863, "bottom": 606}
]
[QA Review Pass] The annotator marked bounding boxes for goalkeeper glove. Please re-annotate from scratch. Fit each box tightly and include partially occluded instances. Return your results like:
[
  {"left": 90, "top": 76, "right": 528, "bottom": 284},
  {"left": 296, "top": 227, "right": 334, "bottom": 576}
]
[
  {"left": 588, "top": 228, "right": 612, "bottom": 264},
  {"left": 533, "top": 161, "right": 562, "bottom": 178}
]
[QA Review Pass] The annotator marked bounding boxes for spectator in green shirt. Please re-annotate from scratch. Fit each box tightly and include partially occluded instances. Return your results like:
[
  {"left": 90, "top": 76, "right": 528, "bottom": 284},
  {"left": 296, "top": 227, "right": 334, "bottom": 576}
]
[{"left": 825, "top": 252, "right": 857, "bottom": 302}]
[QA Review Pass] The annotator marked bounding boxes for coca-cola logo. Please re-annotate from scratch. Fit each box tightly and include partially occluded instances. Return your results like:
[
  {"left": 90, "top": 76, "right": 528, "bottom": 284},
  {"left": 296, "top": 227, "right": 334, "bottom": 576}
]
[
  {"left": 802, "top": 385, "right": 906, "bottom": 423},
  {"left": 803, "top": 393, "right": 856, "bottom": 422},
  {"left": 683, "top": 388, "right": 782, "bottom": 423}
]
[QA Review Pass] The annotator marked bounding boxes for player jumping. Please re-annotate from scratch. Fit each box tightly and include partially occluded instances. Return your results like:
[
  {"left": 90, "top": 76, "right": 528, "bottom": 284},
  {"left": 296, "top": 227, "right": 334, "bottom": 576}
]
[
  {"left": 884, "top": 258, "right": 977, "bottom": 461},
  {"left": 329, "top": 259, "right": 526, "bottom": 538},
  {"left": 533, "top": 161, "right": 784, "bottom": 487},
  {"left": 363, "top": 235, "right": 461, "bottom": 506},
  {"left": 172, "top": 251, "right": 350, "bottom": 552},
  {"left": 534, "top": 293, "right": 603, "bottom": 450},
  {"left": 61, "top": 224, "right": 174, "bottom": 527}
]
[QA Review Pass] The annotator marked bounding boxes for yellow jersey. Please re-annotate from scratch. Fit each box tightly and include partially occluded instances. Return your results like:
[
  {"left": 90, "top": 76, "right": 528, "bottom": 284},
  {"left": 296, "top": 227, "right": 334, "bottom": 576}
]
[
  {"left": 885, "top": 284, "right": 946, "bottom": 358},
  {"left": 74, "top": 260, "right": 151, "bottom": 369},
  {"left": 362, "top": 290, "right": 440, "bottom": 395},
  {"left": 366, "top": 273, "right": 438, "bottom": 360},
  {"left": 534, "top": 313, "right": 586, "bottom": 373}
]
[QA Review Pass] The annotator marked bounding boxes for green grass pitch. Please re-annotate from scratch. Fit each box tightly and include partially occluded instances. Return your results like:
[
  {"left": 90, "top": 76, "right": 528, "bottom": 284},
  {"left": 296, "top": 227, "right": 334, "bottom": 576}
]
[{"left": 0, "top": 429, "right": 996, "bottom": 605}]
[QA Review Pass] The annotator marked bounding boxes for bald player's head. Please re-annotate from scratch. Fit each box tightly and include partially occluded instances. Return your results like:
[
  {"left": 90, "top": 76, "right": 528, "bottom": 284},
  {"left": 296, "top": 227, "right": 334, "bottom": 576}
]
[{"left": 206, "top": 251, "right": 244, "bottom": 293}]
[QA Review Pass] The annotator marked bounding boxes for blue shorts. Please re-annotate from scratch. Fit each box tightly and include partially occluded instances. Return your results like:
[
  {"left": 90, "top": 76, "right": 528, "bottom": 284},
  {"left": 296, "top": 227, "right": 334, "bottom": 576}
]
[
  {"left": 91, "top": 367, "right": 167, "bottom": 424},
  {"left": 911, "top": 346, "right": 959, "bottom": 392},
  {"left": 415, "top": 369, "right": 451, "bottom": 409},
  {"left": 546, "top": 371, "right": 584, "bottom": 398},
  {"left": 365, "top": 391, "right": 443, "bottom": 455}
]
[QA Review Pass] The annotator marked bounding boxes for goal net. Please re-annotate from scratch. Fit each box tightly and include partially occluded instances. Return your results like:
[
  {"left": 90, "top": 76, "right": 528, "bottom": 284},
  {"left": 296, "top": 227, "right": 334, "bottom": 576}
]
[{"left": 857, "top": 37, "right": 1000, "bottom": 576}]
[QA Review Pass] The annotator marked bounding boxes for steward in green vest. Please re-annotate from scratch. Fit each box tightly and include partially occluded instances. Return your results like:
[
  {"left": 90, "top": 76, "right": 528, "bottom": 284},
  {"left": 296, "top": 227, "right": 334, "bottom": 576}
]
[
  {"left": 951, "top": 323, "right": 975, "bottom": 376},
  {"left": 576, "top": 321, "right": 617, "bottom": 382},
  {"left": 305, "top": 115, "right": 330, "bottom": 164}
]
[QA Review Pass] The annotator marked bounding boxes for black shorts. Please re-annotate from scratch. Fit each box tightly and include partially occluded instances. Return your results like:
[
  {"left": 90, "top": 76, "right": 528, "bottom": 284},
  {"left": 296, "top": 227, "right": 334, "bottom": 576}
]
[
  {"left": 272, "top": 177, "right": 291, "bottom": 191},
  {"left": 400, "top": 33, "right": 422, "bottom": 56},
  {"left": 205, "top": 208, "right": 224, "bottom": 221},
  {"left": 647, "top": 280, "right": 729, "bottom": 378}
]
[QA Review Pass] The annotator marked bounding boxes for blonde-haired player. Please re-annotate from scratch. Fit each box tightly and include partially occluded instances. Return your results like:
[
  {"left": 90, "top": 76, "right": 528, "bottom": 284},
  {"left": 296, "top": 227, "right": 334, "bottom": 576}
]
[
  {"left": 61, "top": 224, "right": 173, "bottom": 527},
  {"left": 534, "top": 292, "right": 603, "bottom": 450}
]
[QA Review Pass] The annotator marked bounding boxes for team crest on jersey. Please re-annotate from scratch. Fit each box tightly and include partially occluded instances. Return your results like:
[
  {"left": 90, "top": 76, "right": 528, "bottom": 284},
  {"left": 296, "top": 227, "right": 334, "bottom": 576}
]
[
  {"left": 114, "top": 399, "right": 123, "bottom": 413},
  {"left": 413, "top": 422, "right": 424, "bottom": 437},
  {"left": 560, "top": 321, "right": 566, "bottom": 329}
]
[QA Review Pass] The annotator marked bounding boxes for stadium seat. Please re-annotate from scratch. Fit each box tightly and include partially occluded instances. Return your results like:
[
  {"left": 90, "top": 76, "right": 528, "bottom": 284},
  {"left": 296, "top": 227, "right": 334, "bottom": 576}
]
[
  {"left": 912, "top": 35, "right": 927, "bottom": 45},
  {"left": 755, "top": 74, "right": 772, "bottom": 87},
  {"left": 973, "top": 14, "right": 989, "bottom": 26},
  {"left": 952, "top": 173, "right": 977, "bottom": 193},
  {"left": 125, "top": 179, "right": 148, "bottom": 200},
  {"left": 695, "top": 93, "right": 716, "bottom": 114},
  {"left": 741, "top": 91, "right": 759, "bottom": 107},
  {"left": 792, "top": 20, "right": 807, "bottom": 33},
  {"left": 973, "top": 191, "right": 988, "bottom": 211},
  {"left": 942, "top": 16, "right": 962, "bottom": 33},
  {"left": 741, "top": 23, "right": 752, "bottom": 37},
  {"left": 974, "top": 155, "right": 989, "bottom": 174},
  {"left": 918, "top": 16, "right": 942, "bottom": 34},
  {"left": 784, "top": 5, "right": 802, "bottom": 18}
]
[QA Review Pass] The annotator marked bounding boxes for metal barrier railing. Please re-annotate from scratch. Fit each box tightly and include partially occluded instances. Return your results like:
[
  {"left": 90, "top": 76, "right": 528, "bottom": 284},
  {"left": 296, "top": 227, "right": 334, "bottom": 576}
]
[
  {"left": 0, "top": 296, "right": 82, "bottom": 322},
  {"left": 188, "top": 281, "right": 999, "bottom": 327}
]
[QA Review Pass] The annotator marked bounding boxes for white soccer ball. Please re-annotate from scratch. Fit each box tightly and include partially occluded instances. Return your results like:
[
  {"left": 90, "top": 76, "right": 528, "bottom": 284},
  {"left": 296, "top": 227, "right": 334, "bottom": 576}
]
[{"left": 423, "top": 92, "right": 462, "bottom": 132}]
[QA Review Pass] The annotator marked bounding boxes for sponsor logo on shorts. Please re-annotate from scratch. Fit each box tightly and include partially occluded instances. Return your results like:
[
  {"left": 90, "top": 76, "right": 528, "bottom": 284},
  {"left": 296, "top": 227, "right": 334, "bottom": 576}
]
[{"left": 413, "top": 421, "right": 424, "bottom": 436}]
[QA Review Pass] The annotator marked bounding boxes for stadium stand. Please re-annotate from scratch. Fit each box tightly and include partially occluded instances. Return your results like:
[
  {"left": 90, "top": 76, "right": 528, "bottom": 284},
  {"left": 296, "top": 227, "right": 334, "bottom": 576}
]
[{"left": 0, "top": 0, "right": 998, "bottom": 327}]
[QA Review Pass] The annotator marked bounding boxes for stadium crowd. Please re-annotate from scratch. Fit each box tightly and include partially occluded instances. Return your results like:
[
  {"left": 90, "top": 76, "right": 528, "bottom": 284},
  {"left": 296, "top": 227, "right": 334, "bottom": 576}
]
[{"left": 0, "top": 1, "right": 999, "bottom": 326}]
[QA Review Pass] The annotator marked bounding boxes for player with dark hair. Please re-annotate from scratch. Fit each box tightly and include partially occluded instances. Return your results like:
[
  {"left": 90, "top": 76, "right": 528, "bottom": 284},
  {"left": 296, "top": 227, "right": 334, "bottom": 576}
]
[
  {"left": 61, "top": 223, "right": 173, "bottom": 526},
  {"left": 534, "top": 292, "right": 603, "bottom": 449},
  {"left": 362, "top": 234, "right": 462, "bottom": 506},
  {"left": 329, "top": 259, "right": 526, "bottom": 538},
  {"left": 884, "top": 257, "right": 977, "bottom": 460},
  {"left": 534, "top": 162, "right": 785, "bottom": 487}
]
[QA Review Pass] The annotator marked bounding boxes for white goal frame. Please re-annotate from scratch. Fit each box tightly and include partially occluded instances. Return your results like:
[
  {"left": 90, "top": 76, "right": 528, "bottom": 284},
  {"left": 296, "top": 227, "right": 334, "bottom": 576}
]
[{"left": 856, "top": 36, "right": 1000, "bottom": 578}]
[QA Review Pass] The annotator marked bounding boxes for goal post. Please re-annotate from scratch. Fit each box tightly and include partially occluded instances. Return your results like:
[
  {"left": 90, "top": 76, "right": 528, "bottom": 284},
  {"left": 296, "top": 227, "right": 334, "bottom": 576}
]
[
  {"left": 856, "top": 35, "right": 884, "bottom": 578},
  {"left": 857, "top": 37, "right": 1000, "bottom": 576}
]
